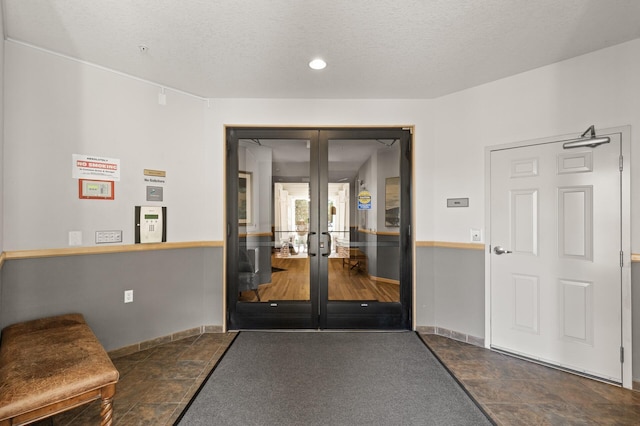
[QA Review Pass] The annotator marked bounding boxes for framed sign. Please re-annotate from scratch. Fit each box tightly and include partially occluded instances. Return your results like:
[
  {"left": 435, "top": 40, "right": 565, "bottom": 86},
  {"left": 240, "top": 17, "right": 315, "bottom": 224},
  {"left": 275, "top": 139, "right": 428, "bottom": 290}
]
[
  {"left": 357, "top": 190, "right": 372, "bottom": 210},
  {"left": 79, "top": 179, "right": 114, "bottom": 200},
  {"left": 239, "top": 171, "right": 252, "bottom": 225}
]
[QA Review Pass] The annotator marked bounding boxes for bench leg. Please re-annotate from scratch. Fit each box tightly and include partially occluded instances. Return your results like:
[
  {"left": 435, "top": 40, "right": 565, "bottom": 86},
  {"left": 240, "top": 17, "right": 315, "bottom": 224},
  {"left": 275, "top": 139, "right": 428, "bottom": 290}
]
[{"left": 100, "top": 384, "right": 116, "bottom": 426}]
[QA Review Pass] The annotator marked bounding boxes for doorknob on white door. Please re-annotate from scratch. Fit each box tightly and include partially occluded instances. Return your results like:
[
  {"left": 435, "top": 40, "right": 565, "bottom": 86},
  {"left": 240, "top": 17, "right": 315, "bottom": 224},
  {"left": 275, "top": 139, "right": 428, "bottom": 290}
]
[{"left": 493, "top": 246, "right": 512, "bottom": 255}]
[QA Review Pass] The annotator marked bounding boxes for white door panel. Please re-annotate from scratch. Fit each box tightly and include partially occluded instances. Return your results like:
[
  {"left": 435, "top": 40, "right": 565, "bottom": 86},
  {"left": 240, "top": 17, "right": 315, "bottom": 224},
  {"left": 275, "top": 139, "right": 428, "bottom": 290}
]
[{"left": 490, "top": 134, "right": 622, "bottom": 383}]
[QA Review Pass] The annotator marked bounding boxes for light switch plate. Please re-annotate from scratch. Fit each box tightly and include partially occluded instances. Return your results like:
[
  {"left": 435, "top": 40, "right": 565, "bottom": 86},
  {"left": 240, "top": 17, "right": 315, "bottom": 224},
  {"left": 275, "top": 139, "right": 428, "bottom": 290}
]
[{"left": 96, "top": 230, "right": 123, "bottom": 244}]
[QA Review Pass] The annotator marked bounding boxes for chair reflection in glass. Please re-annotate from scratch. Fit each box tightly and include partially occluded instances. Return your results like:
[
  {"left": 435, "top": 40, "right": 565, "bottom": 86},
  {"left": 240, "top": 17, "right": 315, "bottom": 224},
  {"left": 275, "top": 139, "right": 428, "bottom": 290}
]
[{"left": 238, "top": 248, "right": 260, "bottom": 301}]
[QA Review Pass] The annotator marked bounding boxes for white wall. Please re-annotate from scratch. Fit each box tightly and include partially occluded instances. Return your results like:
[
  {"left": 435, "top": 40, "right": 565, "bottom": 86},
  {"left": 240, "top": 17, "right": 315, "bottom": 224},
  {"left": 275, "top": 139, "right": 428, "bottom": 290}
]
[
  {"left": 356, "top": 153, "right": 376, "bottom": 230},
  {"left": 377, "top": 148, "right": 400, "bottom": 232},
  {"left": 3, "top": 41, "right": 208, "bottom": 250},
  {"left": 3, "top": 37, "right": 639, "bottom": 377},
  {"left": 5, "top": 36, "right": 637, "bottom": 251},
  {"left": 0, "top": 9, "right": 5, "bottom": 253},
  {"left": 238, "top": 144, "right": 273, "bottom": 234},
  {"left": 204, "top": 98, "right": 435, "bottom": 241},
  {"left": 432, "top": 38, "right": 640, "bottom": 250},
  {"left": 429, "top": 38, "right": 640, "bottom": 384},
  {"left": 4, "top": 45, "right": 436, "bottom": 249}
]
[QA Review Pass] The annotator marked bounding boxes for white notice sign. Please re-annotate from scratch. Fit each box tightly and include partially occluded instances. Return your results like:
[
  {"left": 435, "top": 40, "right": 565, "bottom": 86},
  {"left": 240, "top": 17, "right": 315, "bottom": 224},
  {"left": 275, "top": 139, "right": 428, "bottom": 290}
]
[{"left": 72, "top": 154, "right": 120, "bottom": 181}]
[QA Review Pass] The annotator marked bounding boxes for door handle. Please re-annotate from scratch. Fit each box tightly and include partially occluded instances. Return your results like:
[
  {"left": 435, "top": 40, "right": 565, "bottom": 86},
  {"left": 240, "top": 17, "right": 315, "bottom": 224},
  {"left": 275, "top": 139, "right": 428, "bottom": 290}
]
[
  {"left": 321, "top": 232, "right": 331, "bottom": 257},
  {"left": 493, "top": 246, "right": 512, "bottom": 255},
  {"left": 308, "top": 231, "right": 317, "bottom": 257}
]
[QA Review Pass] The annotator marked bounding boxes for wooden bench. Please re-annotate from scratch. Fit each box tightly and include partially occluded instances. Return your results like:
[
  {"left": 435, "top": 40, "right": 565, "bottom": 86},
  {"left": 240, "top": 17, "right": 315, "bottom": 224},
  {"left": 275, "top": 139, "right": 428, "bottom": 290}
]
[{"left": 0, "top": 313, "right": 119, "bottom": 426}]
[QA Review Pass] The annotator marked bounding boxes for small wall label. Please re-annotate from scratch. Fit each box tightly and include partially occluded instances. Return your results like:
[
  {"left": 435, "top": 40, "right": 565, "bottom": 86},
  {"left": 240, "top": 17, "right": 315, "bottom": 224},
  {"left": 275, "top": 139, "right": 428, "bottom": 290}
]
[{"left": 447, "top": 198, "right": 469, "bottom": 208}]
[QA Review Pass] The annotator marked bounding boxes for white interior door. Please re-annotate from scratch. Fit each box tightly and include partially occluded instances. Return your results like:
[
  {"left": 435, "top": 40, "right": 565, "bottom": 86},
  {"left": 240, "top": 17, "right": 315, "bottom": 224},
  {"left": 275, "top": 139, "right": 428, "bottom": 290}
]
[{"left": 490, "top": 134, "right": 622, "bottom": 383}]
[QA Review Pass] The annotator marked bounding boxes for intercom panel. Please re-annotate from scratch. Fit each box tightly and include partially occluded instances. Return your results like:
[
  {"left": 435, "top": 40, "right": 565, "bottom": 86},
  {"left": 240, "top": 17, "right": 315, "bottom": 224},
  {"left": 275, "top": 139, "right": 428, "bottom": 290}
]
[{"left": 135, "top": 206, "right": 166, "bottom": 243}]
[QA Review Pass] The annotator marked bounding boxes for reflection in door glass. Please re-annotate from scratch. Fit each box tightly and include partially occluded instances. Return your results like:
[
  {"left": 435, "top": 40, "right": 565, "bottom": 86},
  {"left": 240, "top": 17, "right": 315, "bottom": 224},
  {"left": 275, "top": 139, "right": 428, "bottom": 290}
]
[
  {"left": 237, "top": 139, "right": 310, "bottom": 303},
  {"left": 328, "top": 139, "right": 400, "bottom": 302}
]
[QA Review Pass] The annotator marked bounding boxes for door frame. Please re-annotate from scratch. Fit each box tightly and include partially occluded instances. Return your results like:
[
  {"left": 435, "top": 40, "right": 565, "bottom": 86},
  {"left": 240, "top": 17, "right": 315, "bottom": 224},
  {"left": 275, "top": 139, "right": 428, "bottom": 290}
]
[
  {"left": 225, "top": 125, "right": 414, "bottom": 331},
  {"left": 483, "top": 125, "right": 632, "bottom": 388}
]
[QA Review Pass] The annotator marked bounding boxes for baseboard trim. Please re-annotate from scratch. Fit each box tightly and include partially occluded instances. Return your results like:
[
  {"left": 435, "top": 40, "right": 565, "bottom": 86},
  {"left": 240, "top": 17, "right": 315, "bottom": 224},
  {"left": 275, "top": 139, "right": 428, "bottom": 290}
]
[
  {"left": 108, "top": 325, "right": 223, "bottom": 359},
  {"left": 633, "top": 380, "right": 640, "bottom": 392},
  {"left": 415, "top": 325, "right": 484, "bottom": 348},
  {"left": 369, "top": 275, "right": 400, "bottom": 285}
]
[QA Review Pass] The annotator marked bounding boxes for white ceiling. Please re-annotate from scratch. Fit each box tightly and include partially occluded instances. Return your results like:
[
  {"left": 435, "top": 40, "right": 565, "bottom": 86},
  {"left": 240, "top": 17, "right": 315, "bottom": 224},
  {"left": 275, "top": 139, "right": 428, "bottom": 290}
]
[{"left": 4, "top": 0, "right": 640, "bottom": 99}]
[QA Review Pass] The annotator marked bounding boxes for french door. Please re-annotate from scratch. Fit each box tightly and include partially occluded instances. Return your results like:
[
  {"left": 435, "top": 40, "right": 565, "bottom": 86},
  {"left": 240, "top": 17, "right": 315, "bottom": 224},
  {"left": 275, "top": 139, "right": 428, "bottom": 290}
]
[{"left": 226, "top": 127, "right": 412, "bottom": 330}]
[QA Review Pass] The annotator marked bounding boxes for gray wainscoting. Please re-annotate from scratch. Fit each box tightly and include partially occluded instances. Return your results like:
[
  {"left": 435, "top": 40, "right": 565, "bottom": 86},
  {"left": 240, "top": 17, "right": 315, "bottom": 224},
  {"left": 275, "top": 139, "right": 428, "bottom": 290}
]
[
  {"left": 415, "top": 245, "right": 435, "bottom": 326},
  {"left": 376, "top": 233, "right": 400, "bottom": 281},
  {"left": 356, "top": 231, "right": 400, "bottom": 281},
  {"left": 633, "top": 262, "right": 640, "bottom": 384},
  {"left": 1, "top": 245, "right": 638, "bottom": 383},
  {"left": 433, "top": 246, "right": 486, "bottom": 339},
  {"left": 0, "top": 268, "right": 3, "bottom": 328},
  {"left": 242, "top": 235, "right": 273, "bottom": 285},
  {"left": 415, "top": 245, "right": 485, "bottom": 340},
  {"left": 0, "top": 247, "right": 223, "bottom": 351},
  {"left": 416, "top": 245, "right": 640, "bottom": 385},
  {"left": 357, "top": 231, "right": 377, "bottom": 277}
]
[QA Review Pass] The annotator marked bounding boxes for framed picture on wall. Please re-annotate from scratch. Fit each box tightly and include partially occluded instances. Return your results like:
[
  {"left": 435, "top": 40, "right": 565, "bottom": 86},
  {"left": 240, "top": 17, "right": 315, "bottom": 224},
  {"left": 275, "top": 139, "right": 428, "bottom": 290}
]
[
  {"left": 385, "top": 176, "right": 400, "bottom": 227},
  {"left": 239, "top": 171, "right": 252, "bottom": 225}
]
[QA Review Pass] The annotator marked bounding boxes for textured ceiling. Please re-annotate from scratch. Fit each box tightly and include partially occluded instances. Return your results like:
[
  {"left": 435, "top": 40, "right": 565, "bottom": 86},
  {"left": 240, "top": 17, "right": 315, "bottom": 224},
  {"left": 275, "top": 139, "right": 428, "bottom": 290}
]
[{"left": 4, "top": 0, "right": 640, "bottom": 99}]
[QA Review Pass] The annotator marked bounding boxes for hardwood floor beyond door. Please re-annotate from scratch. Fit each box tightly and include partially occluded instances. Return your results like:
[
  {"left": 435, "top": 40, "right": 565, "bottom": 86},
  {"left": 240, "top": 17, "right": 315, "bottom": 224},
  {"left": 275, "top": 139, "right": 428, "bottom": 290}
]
[{"left": 239, "top": 255, "right": 399, "bottom": 302}]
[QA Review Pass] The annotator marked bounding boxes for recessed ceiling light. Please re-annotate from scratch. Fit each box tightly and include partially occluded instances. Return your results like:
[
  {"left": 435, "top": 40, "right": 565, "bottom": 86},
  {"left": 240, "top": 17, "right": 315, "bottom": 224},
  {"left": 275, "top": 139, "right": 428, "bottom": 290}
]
[{"left": 309, "top": 58, "right": 327, "bottom": 70}]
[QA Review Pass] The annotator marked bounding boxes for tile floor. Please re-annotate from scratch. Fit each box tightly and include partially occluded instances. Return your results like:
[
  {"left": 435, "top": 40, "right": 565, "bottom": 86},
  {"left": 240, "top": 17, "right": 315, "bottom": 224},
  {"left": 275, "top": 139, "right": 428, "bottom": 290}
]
[
  {"left": 40, "top": 331, "right": 639, "bottom": 425},
  {"left": 420, "top": 334, "right": 640, "bottom": 425},
  {"left": 40, "top": 332, "right": 237, "bottom": 425}
]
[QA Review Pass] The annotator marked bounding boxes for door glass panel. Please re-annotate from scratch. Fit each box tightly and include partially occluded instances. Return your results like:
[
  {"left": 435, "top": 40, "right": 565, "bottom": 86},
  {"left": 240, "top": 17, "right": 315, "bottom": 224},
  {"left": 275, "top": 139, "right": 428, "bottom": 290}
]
[
  {"left": 237, "top": 138, "right": 310, "bottom": 302},
  {"left": 327, "top": 139, "right": 400, "bottom": 302}
]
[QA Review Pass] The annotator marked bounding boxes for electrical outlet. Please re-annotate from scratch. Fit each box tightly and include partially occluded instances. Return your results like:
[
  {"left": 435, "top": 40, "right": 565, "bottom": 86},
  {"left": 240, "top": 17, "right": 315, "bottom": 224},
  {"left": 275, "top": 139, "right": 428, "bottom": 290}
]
[
  {"left": 124, "top": 290, "right": 133, "bottom": 303},
  {"left": 470, "top": 229, "right": 482, "bottom": 242}
]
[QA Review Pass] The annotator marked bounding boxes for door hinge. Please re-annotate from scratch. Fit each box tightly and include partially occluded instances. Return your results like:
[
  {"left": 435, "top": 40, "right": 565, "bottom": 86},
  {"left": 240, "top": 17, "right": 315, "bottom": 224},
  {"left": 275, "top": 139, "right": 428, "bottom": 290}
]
[
  {"left": 620, "top": 346, "right": 624, "bottom": 363},
  {"left": 620, "top": 251, "right": 624, "bottom": 267},
  {"left": 619, "top": 155, "right": 624, "bottom": 172}
]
